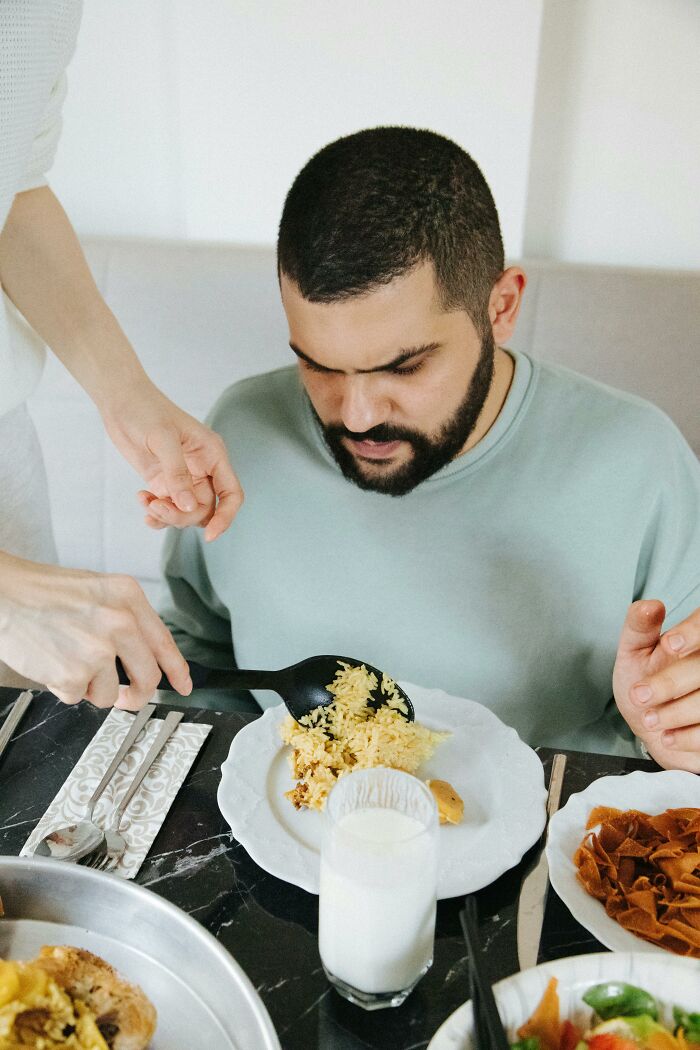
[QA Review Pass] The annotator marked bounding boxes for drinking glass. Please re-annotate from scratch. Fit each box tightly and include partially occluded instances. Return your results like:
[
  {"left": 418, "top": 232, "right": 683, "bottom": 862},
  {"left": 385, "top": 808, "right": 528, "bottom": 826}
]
[{"left": 318, "top": 767, "right": 439, "bottom": 1010}]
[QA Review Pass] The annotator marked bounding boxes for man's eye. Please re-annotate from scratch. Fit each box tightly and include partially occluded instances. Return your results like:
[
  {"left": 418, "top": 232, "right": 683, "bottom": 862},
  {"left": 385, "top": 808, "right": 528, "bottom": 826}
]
[{"left": 392, "top": 360, "right": 424, "bottom": 376}]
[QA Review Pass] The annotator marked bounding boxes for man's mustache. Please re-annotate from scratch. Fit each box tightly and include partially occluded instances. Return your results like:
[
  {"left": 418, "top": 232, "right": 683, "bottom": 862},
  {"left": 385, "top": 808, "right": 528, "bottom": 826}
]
[{"left": 325, "top": 423, "right": 420, "bottom": 444}]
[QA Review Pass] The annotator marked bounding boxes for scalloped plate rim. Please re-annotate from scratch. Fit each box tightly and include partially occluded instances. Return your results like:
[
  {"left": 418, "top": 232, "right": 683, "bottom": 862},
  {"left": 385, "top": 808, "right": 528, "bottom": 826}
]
[{"left": 217, "top": 683, "right": 547, "bottom": 899}]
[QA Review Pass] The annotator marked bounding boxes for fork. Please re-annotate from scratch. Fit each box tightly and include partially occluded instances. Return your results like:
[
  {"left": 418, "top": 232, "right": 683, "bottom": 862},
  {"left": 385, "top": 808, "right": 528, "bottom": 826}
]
[{"left": 82, "top": 710, "right": 183, "bottom": 872}]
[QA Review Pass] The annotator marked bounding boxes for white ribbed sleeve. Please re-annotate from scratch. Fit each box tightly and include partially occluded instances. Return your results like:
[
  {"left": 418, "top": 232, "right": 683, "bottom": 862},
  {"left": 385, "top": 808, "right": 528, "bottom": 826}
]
[
  {"left": 0, "top": 0, "right": 82, "bottom": 416},
  {"left": 18, "top": 72, "right": 69, "bottom": 193}
]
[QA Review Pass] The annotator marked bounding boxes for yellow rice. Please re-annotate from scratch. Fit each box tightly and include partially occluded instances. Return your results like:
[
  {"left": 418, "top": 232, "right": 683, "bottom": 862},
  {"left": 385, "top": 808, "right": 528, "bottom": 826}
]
[{"left": 280, "top": 662, "right": 448, "bottom": 811}]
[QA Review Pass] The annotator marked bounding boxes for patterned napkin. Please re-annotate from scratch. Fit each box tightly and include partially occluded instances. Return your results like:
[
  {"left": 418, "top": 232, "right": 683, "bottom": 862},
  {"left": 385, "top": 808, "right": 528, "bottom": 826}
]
[{"left": 22, "top": 709, "right": 211, "bottom": 878}]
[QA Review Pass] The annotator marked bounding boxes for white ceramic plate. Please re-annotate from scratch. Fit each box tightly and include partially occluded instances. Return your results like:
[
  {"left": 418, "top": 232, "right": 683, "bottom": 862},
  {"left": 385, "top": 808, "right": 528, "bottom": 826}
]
[
  {"left": 428, "top": 951, "right": 700, "bottom": 1049},
  {"left": 546, "top": 769, "right": 700, "bottom": 954},
  {"left": 218, "top": 684, "right": 546, "bottom": 899}
]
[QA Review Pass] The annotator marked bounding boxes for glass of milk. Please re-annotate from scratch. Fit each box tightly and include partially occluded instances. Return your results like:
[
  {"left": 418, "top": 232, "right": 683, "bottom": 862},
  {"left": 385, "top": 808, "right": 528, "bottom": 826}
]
[{"left": 318, "top": 767, "right": 439, "bottom": 1010}]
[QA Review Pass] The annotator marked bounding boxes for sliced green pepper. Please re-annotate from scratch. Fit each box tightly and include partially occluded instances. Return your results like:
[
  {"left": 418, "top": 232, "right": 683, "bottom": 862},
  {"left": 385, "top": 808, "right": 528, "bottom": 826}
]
[
  {"left": 509, "top": 1040, "right": 541, "bottom": 1050},
  {"left": 583, "top": 981, "right": 659, "bottom": 1020},
  {"left": 674, "top": 1006, "right": 700, "bottom": 1042}
]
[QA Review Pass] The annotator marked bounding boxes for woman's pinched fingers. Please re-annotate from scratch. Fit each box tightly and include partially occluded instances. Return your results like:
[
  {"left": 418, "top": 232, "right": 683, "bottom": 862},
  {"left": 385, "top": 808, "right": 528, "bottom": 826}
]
[
  {"left": 147, "top": 425, "right": 198, "bottom": 513},
  {"left": 138, "top": 480, "right": 216, "bottom": 530}
]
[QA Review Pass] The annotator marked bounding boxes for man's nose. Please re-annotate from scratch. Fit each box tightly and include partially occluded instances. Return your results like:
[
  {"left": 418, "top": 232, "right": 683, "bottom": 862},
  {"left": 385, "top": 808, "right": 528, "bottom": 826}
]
[{"left": 338, "top": 375, "right": 388, "bottom": 434}]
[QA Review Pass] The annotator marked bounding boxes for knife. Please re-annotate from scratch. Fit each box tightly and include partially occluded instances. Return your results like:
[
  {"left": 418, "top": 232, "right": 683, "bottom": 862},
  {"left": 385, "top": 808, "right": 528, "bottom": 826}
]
[
  {"left": 516, "top": 752, "right": 567, "bottom": 970},
  {"left": 0, "top": 690, "right": 35, "bottom": 763}
]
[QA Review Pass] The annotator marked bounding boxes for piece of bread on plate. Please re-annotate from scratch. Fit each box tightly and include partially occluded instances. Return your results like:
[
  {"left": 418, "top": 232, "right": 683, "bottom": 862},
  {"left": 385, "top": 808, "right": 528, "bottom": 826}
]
[{"left": 34, "top": 945, "right": 157, "bottom": 1050}]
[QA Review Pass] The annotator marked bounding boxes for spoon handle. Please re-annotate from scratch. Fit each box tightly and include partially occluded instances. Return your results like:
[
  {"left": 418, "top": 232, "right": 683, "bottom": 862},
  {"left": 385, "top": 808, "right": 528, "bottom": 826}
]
[
  {"left": 111, "top": 710, "right": 183, "bottom": 829},
  {"left": 0, "top": 690, "right": 35, "bottom": 760},
  {"left": 86, "top": 704, "right": 155, "bottom": 819},
  {"left": 218, "top": 668, "right": 284, "bottom": 691}
]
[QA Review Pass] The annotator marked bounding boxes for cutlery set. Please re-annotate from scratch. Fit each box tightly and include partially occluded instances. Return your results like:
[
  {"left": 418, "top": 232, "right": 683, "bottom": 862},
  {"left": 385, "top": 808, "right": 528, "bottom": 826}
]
[{"left": 1, "top": 691, "right": 182, "bottom": 871}]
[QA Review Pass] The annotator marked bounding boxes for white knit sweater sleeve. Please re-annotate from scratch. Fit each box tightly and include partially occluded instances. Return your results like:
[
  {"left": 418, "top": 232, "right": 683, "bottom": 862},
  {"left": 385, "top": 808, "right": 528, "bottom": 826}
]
[{"left": 17, "top": 71, "right": 68, "bottom": 193}]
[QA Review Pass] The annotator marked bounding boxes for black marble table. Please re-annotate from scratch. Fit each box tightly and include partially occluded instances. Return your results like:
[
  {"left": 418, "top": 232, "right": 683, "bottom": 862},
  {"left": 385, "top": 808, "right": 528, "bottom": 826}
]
[{"left": 0, "top": 687, "right": 654, "bottom": 1049}]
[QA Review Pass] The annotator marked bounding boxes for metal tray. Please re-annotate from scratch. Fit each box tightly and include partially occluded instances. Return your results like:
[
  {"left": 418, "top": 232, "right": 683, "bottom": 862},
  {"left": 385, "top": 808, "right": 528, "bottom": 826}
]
[{"left": 0, "top": 856, "right": 280, "bottom": 1050}]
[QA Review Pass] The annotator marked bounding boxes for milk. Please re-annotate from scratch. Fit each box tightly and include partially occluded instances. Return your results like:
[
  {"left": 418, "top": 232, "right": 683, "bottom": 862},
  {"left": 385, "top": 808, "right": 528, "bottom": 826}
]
[{"left": 319, "top": 807, "right": 437, "bottom": 994}]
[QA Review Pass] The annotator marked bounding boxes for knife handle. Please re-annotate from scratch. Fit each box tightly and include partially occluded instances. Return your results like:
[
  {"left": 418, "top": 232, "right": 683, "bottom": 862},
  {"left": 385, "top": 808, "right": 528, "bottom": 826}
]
[{"left": 546, "top": 753, "right": 567, "bottom": 821}]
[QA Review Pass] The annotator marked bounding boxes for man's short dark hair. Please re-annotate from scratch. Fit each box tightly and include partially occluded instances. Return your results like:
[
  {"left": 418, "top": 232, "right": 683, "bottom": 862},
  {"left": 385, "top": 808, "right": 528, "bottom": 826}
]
[{"left": 277, "top": 126, "right": 504, "bottom": 331}]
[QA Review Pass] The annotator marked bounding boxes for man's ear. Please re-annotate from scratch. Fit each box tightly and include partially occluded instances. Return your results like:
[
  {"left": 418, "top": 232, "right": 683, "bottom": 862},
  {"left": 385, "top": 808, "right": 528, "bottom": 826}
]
[{"left": 488, "top": 267, "right": 527, "bottom": 344}]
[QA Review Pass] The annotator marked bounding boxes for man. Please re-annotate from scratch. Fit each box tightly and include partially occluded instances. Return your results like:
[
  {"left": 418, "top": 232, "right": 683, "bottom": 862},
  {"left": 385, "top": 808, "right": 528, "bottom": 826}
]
[
  {"left": 158, "top": 127, "right": 700, "bottom": 770},
  {"left": 0, "top": 2, "right": 242, "bottom": 710}
]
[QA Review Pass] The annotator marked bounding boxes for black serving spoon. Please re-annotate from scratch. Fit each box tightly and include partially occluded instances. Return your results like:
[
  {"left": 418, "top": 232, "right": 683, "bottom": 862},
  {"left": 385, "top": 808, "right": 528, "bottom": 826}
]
[{"left": 224, "top": 655, "right": 415, "bottom": 724}]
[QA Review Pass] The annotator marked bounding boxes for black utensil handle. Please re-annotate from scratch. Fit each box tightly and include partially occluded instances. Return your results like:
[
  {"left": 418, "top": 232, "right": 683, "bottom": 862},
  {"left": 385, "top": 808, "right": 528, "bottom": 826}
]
[
  {"left": 116, "top": 658, "right": 279, "bottom": 693},
  {"left": 468, "top": 960, "right": 486, "bottom": 1050},
  {"left": 211, "top": 668, "right": 281, "bottom": 690},
  {"left": 460, "top": 898, "right": 510, "bottom": 1050}
]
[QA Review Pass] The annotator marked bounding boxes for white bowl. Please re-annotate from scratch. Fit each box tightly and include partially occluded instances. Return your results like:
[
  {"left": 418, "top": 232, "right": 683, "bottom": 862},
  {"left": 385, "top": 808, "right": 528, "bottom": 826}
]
[{"left": 428, "top": 952, "right": 700, "bottom": 1049}]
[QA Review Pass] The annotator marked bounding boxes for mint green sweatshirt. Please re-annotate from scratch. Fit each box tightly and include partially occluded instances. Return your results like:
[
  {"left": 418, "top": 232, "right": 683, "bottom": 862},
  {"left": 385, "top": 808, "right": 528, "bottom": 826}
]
[{"left": 161, "top": 351, "right": 700, "bottom": 756}]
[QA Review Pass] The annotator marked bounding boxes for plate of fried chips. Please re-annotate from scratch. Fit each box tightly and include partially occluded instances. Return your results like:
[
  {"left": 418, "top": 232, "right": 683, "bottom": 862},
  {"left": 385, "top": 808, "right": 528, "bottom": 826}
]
[{"left": 546, "top": 770, "right": 700, "bottom": 957}]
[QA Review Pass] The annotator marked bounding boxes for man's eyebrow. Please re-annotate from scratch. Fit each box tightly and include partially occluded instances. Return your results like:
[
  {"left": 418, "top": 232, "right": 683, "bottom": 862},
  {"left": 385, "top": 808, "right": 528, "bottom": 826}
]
[{"left": 289, "top": 342, "right": 441, "bottom": 374}]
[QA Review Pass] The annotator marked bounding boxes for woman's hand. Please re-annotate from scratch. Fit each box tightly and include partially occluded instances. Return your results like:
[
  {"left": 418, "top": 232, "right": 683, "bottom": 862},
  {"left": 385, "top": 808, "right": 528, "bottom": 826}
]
[
  {"left": 0, "top": 554, "right": 192, "bottom": 709},
  {"left": 0, "top": 188, "right": 243, "bottom": 541},
  {"left": 101, "top": 381, "right": 243, "bottom": 541}
]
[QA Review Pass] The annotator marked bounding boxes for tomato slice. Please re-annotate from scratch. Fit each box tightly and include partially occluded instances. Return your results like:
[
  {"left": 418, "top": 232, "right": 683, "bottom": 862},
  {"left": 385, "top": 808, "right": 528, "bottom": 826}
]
[
  {"left": 587, "top": 1035, "right": 639, "bottom": 1050},
  {"left": 560, "top": 1020, "right": 584, "bottom": 1050}
]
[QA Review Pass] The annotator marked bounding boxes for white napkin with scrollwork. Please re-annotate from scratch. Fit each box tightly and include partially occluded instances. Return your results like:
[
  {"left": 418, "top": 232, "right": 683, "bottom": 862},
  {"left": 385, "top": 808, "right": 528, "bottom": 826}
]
[{"left": 21, "top": 708, "right": 211, "bottom": 878}]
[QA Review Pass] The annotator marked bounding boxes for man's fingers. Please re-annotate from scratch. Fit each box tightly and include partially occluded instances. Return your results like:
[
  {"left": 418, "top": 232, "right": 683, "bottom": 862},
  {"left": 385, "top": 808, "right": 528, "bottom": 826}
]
[
  {"left": 205, "top": 456, "right": 244, "bottom": 541},
  {"left": 639, "top": 688, "right": 700, "bottom": 734},
  {"left": 85, "top": 662, "right": 121, "bottom": 709},
  {"left": 616, "top": 599, "right": 666, "bottom": 660},
  {"left": 649, "top": 722, "right": 700, "bottom": 767},
  {"left": 148, "top": 427, "right": 198, "bottom": 513},
  {"left": 144, "top": 500, "right": 198, "bottom": 528},
  {"left": 661, "top": 606, "right": 700, "bottom": 658},
  {"left": 144, "top": 515, "right": 168, "bottom": 531},
  {"left": 632, "top": 652, "right": 700, "bottom": 710}
]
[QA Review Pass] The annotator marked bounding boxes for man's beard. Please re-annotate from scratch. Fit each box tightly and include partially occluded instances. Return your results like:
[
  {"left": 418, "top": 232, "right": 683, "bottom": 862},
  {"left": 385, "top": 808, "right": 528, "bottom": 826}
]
[{"left": 314, "top": 331, "right": 496, "bottom": 497}]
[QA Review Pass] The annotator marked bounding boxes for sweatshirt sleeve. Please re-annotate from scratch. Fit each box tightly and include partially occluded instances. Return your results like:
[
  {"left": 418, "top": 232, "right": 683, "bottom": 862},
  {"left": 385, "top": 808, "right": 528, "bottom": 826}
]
[
  {"left": 633, "top": 415, "right": 700, "bottom": 629},
  {"left": 160, "top": 526, "right": 236, "bottom": 671},
  {"left": 17, "top": 72, "right": 69, "bottom": 193}
]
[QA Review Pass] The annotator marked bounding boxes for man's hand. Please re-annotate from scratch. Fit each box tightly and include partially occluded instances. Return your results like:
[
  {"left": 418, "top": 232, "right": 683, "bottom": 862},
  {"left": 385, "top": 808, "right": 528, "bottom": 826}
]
[
  {"left": 101, "top": 382, "right": 243, "bottom": 542},
  {"left": 613, "top": 598, "right": 700, "bottom": 771},
  {"left": 0, "top": 554, "right": 192, "bottom": 710}
]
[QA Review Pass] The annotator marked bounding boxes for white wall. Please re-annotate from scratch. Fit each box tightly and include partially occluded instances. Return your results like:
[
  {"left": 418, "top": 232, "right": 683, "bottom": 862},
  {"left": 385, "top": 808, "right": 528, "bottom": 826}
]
[
  {"left": 50, "top": 0, "right": 544, "bottom": 258},
  {"left": 42, "top": 0, "right": 700, "bottom": 269},
  {"left": 524, "top": 0, "right": 700, "bottom": 269}
]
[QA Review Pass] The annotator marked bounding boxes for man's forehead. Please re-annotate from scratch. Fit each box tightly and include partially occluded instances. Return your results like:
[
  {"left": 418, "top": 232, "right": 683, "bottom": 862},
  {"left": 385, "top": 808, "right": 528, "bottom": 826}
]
[{"left": 279, "top": 264, "right": 452, "bottom": 371}]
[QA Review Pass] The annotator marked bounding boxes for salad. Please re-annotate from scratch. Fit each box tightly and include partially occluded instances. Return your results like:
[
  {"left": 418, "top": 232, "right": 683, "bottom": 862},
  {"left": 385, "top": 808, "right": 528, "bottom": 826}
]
[{"left": 509, "top": 977, "right": 700, "bottom": 1049}]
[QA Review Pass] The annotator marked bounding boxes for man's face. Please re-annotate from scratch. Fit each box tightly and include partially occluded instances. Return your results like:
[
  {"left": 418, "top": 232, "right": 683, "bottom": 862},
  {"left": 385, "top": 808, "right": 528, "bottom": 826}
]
[{"left": 280, "top": 262, "right": 495, "bottom": 496}]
